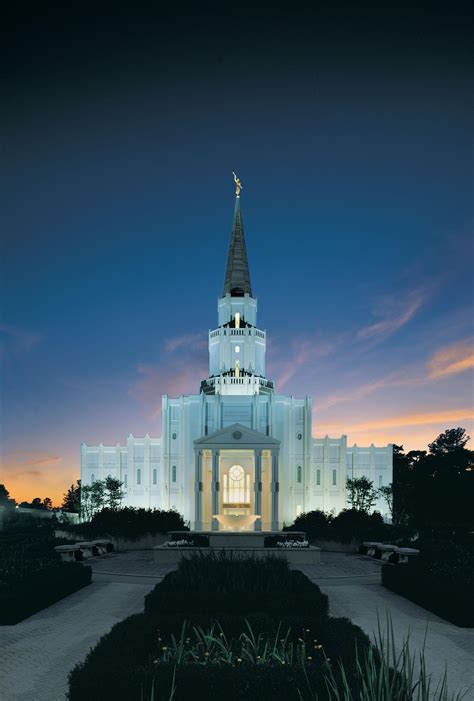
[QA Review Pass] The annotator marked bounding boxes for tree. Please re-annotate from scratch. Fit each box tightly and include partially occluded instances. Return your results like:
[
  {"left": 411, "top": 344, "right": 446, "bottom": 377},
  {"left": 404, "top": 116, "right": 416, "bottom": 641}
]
[
  {"left": 428, "top": 428, "right": 469, "bottom": 456},
  {"left": 42, "top": 497, "right": 53, "bottom": 510},
  {"left": 0, "top": 484, "right": 16, "bottom": 509},
  {"left": 90, "top": 481, "right": 106, "bottom": 514},
  {"left": 378, "top": 484, "right": 393, "bottom": 519},
  {"left": 62, "top": 480, "right": 81, "bottom": 513},
  {"left": 104, "top": 476, "right": 124, "bottom": 510},
  {"left": 346, "top": 477, "right": 378, "bottom": 512},
  {"left": 81, "top": 484, "right": 93, "bottom": 521}
]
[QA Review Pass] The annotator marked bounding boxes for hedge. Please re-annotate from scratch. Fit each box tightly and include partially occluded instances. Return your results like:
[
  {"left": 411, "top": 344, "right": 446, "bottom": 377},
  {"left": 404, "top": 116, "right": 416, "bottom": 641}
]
[
  {"left": 382, "top": 561, "right": 474, "bottom": 627},
  {"left": 0, "top": 562, "right": 92, "bottom": 625},
  {"left": 67, "top": 612, "right": 371, "bottom": 701},
  {"left": 64, "top": 507, "right": 187, "bottom": 541}
]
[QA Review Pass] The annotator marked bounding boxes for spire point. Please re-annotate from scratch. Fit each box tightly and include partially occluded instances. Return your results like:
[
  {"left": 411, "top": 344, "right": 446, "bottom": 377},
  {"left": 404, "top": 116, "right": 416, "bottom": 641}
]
[{"left": 223, "top": 180, "right": 252, "bottom": 297}]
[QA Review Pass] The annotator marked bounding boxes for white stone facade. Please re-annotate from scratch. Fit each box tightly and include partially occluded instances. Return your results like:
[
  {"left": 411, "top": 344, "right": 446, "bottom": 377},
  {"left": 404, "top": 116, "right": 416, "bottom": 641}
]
[{"left": 81, "top": 195, "right": 392, "bottom": 527}]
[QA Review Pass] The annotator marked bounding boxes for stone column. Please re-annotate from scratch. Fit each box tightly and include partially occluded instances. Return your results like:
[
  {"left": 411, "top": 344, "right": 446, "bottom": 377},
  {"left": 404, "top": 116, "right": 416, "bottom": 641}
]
[
  {"left": 254, "top": 450, "right": 262, "bottom": 531},
  {"left": 271, "top": 451, "right": 279, "bottom": 531},
  {"left": 211, "top": 449, "right": 220, "bottom": 531},
  {"left": 194, "top": 450, "right": 202, "bottom": 531}
]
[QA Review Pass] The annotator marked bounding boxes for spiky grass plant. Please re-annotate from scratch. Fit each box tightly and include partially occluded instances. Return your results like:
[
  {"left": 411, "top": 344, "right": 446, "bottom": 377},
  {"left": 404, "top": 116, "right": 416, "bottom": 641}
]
[
  {"left": 146, "top": 615, "right": 468, "bottom": 701},
  {"left": 320, "top": 614, "right": 468, "bottom": 701}
]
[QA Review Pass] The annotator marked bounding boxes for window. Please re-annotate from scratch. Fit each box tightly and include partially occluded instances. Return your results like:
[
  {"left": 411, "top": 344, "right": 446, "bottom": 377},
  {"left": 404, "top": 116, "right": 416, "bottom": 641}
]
[
  {"left": 332, "top": 469, "right": 337, "bottom": 486},
  {"left": 136, "top": 468, "right": 142, "bottom": 485},
  {"left": 124, "top": 474, "right": 127, "bottom": 488},
  {"left": 297, "top": 465, "right": 302, "bottom": 483},
  {"left": 90, "top": 473, "right": 95, "bottom": 485},
  {"left": 172, "top": 465, "right": 177, "bottom": 482},
  {"left": 172, "top": 432, "right": 177, "bottom": 440},
  {"left": 316, "top": 469, "right": 321, "bottom": 486},
  {"left": 378, "top": 474, "right": 383, "bottom": 487},
  {"left": 153, "top": 468, "right": 157, "bottom": 485}
]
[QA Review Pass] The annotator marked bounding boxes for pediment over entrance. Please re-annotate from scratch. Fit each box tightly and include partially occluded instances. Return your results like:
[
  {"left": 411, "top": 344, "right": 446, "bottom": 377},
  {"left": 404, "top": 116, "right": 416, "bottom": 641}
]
[{"left": 194, "top": 423, "right": 280, "bottom": 449}]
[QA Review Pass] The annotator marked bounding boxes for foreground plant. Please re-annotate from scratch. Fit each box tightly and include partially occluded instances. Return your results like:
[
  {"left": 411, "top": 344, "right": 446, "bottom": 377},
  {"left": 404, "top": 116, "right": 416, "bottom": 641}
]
[
  {"left": 145, "top": 616, "right": 467, "bottom": 701},
  {"left": 321, "top": 615, "right": 467, "bottom": 701}
]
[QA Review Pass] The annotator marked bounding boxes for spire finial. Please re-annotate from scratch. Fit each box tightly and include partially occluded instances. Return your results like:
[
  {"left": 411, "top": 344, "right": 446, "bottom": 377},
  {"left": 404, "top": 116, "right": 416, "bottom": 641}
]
[{"left": 232, "top": 171, "right": 242, "bottom": 197}]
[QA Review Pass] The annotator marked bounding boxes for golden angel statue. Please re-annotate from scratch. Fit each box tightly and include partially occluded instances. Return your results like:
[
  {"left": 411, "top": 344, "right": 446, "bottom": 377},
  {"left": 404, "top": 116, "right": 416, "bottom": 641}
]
[{"left": 232, "top": 171, "right": 242, "bottom": 197}]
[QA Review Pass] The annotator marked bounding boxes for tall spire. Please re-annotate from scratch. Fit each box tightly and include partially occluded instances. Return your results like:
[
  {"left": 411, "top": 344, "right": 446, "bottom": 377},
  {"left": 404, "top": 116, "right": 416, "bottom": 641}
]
[{"left": 223, "top": 175, "right": 253, "bottom": 297}]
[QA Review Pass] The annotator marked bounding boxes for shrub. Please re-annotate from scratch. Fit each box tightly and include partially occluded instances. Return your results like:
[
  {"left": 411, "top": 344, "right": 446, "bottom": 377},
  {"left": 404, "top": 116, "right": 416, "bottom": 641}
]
[
  {"left": 284, "top": 509, "right": 332, "bottom": 540},
  {"left": 144, "top": 553, "right": 328, "bottom": 618},
  {"left": 330, "top": 509, "right": 385, "bottom": 543},
  {"left": 64, "top": 507, "right": 187, "bottom": 540},
  {"left": 382, "top": 545, "right": 474, "bottom": 627},
  {"left": 68, "top": 614, "right": 371, "bottom": 701},
  {"left": 0, "top": 562, "right": 92, "bottom": 624}
]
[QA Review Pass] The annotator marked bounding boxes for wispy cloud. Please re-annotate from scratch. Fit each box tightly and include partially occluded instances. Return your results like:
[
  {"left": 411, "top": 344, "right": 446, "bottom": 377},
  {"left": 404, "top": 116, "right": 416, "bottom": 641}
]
[
  {"left": 165, "top": 333, "right": 206, "bottom": 353},
  {"left": 269, "top": 336, "right": 334, "bottom": 390},
  {"left": 428, "top": 338, "right": 474, "bottom": 379},
  {"left": 357, "top": 287, "right": 428, "bottom": 342},
  {"left": 317, "top": 408, "right": 474, "bottom": 436},
  {"left": 0, "top": 324, "right": 42, "bottom": 358}
]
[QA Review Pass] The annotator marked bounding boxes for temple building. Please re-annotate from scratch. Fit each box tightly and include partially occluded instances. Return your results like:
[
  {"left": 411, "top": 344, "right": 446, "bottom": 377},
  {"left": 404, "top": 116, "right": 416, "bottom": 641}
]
[{"left": 81, "top": 177, "right": 393, "bottom": 529}]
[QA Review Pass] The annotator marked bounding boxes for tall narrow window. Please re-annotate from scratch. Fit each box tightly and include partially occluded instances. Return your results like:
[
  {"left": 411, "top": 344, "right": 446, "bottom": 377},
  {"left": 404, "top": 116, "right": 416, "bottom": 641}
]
[
  {"left": 153, "top": 468, "right": 157, "bottom": 485},
  {"left": 124, "top": 474, "right": 128, "bottom": 488},
  {"left": 378, "top": 475, "right": 382, "bottom": 487},
  {"left": 90, "top": 473, "right": 95, "bottom": 485},
  {"left": 297, "top": 465, "right": 302, "bottom": 483},
  {"left": 316, "top": 469, "right": 321, "bottom": 486},
  {"left": 332, "top": 469, "right": 337, "bottom": 486},
  {"left": 136, "top": 468, "right": 142, "bottom": 485},
  {"left": 172, "top": 465, "right": 177, "bottom": 483}
]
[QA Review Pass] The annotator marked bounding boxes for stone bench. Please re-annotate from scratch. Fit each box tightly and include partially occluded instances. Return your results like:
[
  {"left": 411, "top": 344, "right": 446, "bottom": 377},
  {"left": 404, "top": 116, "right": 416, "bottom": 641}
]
[
  {"left": 391, "top": 547, "right": 420, "bottom": 564},
  {"left": 76, "top": 542, "right": 98, "bottom": 558},
  {"left": 360, "top": 541, "right": 383, "bottom": 557},
  {"left": 54, "top": 544, "right": 83, "bottom": 562},
  {"left": 378, "top": 544, "right": 398, "bottom": 561},
  {"left": 90, "top": 539, "right": 114, "bottom": 555}
]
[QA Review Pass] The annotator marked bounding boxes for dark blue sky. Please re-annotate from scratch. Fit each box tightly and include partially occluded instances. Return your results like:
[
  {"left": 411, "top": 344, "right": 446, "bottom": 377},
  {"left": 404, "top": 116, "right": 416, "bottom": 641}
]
[{"left": 2, "top": 3, "right": 473, "bottom": 502}]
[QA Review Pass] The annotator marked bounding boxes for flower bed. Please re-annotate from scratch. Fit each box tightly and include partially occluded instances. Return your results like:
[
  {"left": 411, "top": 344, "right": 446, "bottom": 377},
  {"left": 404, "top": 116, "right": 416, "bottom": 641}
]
[{"left": 264, "top": 534, "right": 308, "bottom": 548}]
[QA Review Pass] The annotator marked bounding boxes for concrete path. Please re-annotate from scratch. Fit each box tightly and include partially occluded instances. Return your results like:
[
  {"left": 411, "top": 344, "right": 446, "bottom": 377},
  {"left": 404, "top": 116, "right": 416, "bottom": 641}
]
[
  {"left": 301, "top": 553, "right": 474, "bottom": 699},
  {"left": 0, "top": 555, "right": 171, "bottom": 701}
]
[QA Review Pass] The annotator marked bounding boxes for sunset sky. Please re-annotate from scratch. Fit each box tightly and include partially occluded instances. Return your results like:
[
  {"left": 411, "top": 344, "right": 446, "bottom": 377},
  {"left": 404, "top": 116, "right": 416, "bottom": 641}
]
[{"left": 2, "top": 4, "right": 473, "bottom": 505}]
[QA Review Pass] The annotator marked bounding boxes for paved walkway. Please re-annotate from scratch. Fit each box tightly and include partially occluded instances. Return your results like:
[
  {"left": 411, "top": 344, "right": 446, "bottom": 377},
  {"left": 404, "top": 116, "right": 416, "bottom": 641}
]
[
  {"left": 301, "top": 553, "right": 474, "bottom": 699},
  {"left": 1, "top": 552, "right": 473, "bottom": 700},
  {"left": 0, "top": 556, "right": 171, "bottom": 701}
]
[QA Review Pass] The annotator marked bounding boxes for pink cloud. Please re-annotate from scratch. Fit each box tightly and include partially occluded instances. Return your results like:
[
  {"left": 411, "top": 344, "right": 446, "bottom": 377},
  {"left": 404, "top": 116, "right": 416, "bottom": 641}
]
[
  {"left": 428, "top": 338, "right": 474, "bottom": 379},
  {"left": 357, "top": 287, "right": 428, "bottom": 342},
  {"left": 164, "top": 333, "right": 207, "bottom": 353}
]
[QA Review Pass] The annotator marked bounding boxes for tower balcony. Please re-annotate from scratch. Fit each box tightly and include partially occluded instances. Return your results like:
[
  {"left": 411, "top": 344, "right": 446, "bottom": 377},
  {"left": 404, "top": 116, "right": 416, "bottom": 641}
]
[
  {"left": 200, "top": 373, "right": 274, "bottom": 396},
  {"left": 209, "top": 327, "right": 265, "bottom": 340}
]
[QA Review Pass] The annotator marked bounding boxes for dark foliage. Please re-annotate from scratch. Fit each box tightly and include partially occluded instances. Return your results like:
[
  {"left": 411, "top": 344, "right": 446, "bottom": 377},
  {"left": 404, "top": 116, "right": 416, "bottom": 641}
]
[
  {"left": 284, "top": 509, "right": 331, "bottom": 540},
  {"left": 64, "top": 507, "right": 187, "bottom": 540},
  {"left": 145, "top": 553, "right": 328, "bottom": 618},
  {"left": 382, "top": 543, "right": 474, "bottom": 627},
  {"left": 68, "top": 611, "right": 370, "bottom": 701},
  {"left": 0, "top": 562, "right": 92, "bottom": 624}
]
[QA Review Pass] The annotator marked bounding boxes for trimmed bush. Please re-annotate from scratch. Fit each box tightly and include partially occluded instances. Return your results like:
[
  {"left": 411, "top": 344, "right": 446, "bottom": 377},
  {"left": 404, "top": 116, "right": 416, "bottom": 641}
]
[
  {"left": 64, "top": 507, "right": 187, "bottom": 541},
  {"left": 0, "top": 562, "right": 92, "bottom": 624},
  {"left": 144, "top": 553, "right": 328, "bottom": 618},
  {"left": 382, "top": 544, "right": 474, "bottom": 626},
  {"left": 67, "top": 612, "right": 370, "bottom": 701}
]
